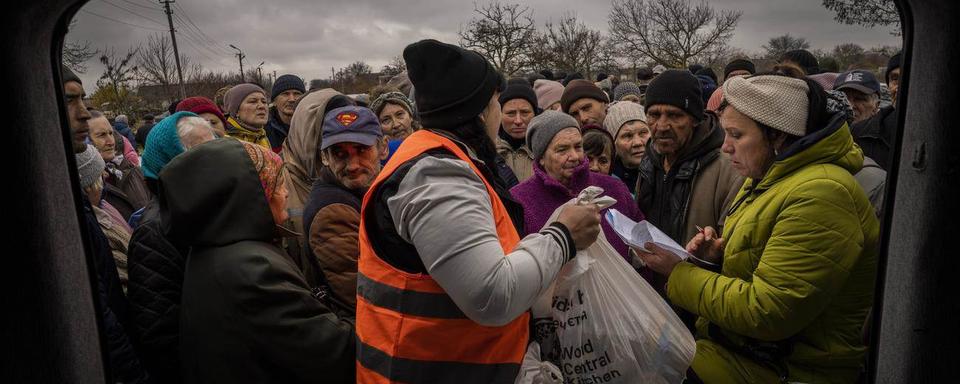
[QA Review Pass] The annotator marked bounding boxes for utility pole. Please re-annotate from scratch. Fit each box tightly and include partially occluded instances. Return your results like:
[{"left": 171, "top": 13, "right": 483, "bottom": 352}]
[
  {"left": 256, "top": 61, "right": 265, "bottom": 86},
  {"left": 230, "top": 44, "right": 245, "bottom": 82},
  {"left": 160, "top": 0, "right": 185, "bottom": 99}
]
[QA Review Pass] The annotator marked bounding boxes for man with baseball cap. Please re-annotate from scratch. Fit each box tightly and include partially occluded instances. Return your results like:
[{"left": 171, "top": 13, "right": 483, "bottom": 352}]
[
  {"left": 303, "top": 105, "right": 388, "bottom": 310},
  {"left": 834, "top": 69, "right": 882, "bottom": 125}
]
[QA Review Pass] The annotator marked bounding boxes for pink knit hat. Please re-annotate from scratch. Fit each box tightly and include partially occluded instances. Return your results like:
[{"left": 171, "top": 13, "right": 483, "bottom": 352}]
[{"left": 533, "top": 79, "right": 564, "bottom": 110}]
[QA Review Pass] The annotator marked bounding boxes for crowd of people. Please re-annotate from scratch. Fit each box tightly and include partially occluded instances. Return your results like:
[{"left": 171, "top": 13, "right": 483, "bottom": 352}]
[{"left": 60, "top": 36, "right": 900, "bottom": 383}]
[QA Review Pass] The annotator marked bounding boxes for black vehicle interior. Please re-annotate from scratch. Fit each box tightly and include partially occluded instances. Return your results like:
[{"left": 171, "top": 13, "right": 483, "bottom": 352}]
[{"left": 2, "top": 0, "right": 958, "bottom": 382}]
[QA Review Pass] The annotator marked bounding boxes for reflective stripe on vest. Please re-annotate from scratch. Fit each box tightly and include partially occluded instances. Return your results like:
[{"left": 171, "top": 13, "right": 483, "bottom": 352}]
[{"left": 356, "top": 130, "right": 528, "bottom": 384}]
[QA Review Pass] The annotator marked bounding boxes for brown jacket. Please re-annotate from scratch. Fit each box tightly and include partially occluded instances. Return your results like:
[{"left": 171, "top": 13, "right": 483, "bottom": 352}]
[
  {"left": 302, "top": 168, "right": 365, "bottom": 309},
  {"left": 496, "top": 135, "right": 535, "bottom": 182},
  {"left": 637, "top": 112, "right": 744, "bottom": 246}
]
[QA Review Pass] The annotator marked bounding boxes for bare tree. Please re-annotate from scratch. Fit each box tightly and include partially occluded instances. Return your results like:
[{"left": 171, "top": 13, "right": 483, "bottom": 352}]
[
  {"left": 822, "top": 0, "right": 900, "bottom": 34},
  {"left": 458, "top": 1, "right": 537, "bottom": 76},
  {"left": 63, "top": 20, "right": 98, "bottom": 73},
  {"left": 608, "top": 0, "right": 741, "bottom": 68},
  {"left": 136, "top": 35, "right": 201, "bottom": 99},
  {"left": 63, "top": 41, "right": 98, "bottom": 74},
  {"left": 97, "top": 46, "right": 140, "bottom": 115},
  {"left": 535, "top": 13, "right": 604, "bottom": 78},
  {"left": 695, "top": 45, "right": 749, "bottom": 74},
  {"left": 380, "top": 55, "right": 406, "bottom": 77},
  {"left": 832, "top": 43, "right": 866, "bottom": 70},
  {"left": 595, "top": 38, "right": 626, "bottom": 77},
  {"left": 763, "top": 34, "right": 811, "bottom": 59},
  {"left": 345, "top": 61, "right": 373, "bottom": 79}
]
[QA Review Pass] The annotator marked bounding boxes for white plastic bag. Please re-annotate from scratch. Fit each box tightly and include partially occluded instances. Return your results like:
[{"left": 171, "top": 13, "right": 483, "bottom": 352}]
[
  {"left": 515, "top": 342, "right": 563, "bottom": 384},
  {"left": 541, "top": 187, "right": 696, "bottom": 384}
]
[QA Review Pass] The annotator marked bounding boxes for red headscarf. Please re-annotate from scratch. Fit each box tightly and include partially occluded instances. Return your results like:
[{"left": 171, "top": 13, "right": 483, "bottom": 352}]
[{"left": 176, "top": 96, "right": 228, "bottom": 127}]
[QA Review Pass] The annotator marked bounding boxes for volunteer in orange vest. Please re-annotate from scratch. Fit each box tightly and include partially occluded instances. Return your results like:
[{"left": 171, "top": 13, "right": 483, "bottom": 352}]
[{"left": 356, "top": 39, "right": 603, "bottom": 384}]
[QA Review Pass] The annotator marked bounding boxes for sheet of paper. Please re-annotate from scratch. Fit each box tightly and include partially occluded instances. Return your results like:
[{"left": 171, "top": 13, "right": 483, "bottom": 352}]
[{"left": 605, "top": 209, "right": 693, "bottom": 260}]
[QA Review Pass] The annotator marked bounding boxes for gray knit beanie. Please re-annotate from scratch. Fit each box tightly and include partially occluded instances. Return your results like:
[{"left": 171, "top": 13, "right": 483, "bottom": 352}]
[
  {"left": 76, "top": 144, "right": 106, "bottom": 189},
  {"left": 723, "top": 75, "right": 809, "bottom": 136},
  {"left": 223, "top": 83, "right": 267, "bottom": 117},
  {"left": 613, "top": 82, "right": 642, "bottom": 101},
  {"left": 603, "top": 101, "right": 646, "bottom": 139},
  {"left": 526, "top": 110, "right": 581, "bottom": 160},
  {"left": 370, "top": 91, "right": 416, "bottom": 117}
]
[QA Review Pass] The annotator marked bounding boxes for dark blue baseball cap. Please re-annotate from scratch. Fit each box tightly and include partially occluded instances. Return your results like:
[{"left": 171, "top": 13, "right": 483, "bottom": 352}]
[
  {"left": 321, "top": 106, "right": 383, "bottom": 150},
  {"left": 833, "top": 70, "right": 881, "bottom": 95}
]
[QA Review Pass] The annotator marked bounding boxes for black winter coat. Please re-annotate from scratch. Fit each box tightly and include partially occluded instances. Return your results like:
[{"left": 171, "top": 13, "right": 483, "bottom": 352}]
[
  {"left": 127, "top": 198, "right": 187, "bottom": 383},
  {"left": 851, "top": 106, "right": 897, "bottom": 171},
  {"left": 159, "top": 139, "right": 356, "bottom": 384}
]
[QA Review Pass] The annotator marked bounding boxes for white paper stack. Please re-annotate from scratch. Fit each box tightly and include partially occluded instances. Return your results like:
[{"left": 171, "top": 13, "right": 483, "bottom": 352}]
[{"left": 605, "top": 208, "right": 693, "bottom": 260}]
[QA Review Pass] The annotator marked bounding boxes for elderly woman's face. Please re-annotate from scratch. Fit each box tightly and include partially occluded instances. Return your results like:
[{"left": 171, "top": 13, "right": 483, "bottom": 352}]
[
  {"left": 88, "top": 116, "right": 116, "bottom": 161},
  {"left": 378, "top": 102, "right": 414, "bottom": 140},
  {"left": 540, "top": 127, "right": 584, "bottom": 185},
  {"left": 237, "top": 92, "right": 269, "bottom": 127},
  {"left": 720, "top": 105, "right": 778, "bottom": 180}
]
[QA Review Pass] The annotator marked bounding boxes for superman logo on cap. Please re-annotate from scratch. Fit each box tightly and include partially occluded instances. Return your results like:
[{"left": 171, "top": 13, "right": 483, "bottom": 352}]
[{"left": 336, "top": 112, "right": 358, "bottom": 126}]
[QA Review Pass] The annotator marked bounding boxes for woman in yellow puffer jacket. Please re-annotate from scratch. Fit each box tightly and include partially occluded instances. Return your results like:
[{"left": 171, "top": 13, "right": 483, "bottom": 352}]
[{"left": 637, "top": 73, "right": 879, "bottom": 384}]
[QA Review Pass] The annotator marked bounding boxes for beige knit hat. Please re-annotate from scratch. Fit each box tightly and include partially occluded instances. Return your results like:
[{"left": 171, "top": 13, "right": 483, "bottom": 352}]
[
  {"left": 723, "top": 75, "right": 809, "bottom": 136},
  {"left": 603, "top": 101, "right": 646, "bottom": 139}
]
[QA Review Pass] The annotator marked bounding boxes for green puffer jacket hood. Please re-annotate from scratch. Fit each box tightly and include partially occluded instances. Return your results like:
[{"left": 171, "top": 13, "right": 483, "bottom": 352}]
[{"left": 667, "top": 112, "right": 880, "bottom": 384}]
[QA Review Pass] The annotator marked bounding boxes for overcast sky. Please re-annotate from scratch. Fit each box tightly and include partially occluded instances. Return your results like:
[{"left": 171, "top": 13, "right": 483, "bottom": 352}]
[{"left": 67, "top": 0, "right": 902, "bottom": 92}]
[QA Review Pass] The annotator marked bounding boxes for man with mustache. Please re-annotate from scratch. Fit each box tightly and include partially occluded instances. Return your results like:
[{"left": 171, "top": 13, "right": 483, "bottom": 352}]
[
  {"left": 303, "top": 105, "right": 388, "bottom": 310},
  {"left": 266, "top": 74, "right": 306, "bottom": 153},
  {"left": 562, "top": 79, "right": 610, "bottom": 128},
  {"left": 636, "top": 69, "right": 744, "bottom": 294}
]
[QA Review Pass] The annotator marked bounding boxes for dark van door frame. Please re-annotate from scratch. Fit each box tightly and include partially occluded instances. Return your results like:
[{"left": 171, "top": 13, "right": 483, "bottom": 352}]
[{"left": 1, "top": 0, "right": 958, "bottom": 382}]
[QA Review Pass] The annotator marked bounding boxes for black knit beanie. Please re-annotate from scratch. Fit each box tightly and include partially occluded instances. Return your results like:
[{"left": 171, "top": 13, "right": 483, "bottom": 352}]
[
  {"left": 271, "top": 74, "right": 306, "bottom": 101},
  {"left": 723, "top": 59, "right": 756, "bottom": 79},
  {"left": 644, "top": 69, "right": 704, "bottom": 121},
  {"left": 403, "top": 39, "right": 505, "bottom": 128},
  {"left": 780, "top": 49, "right": 820, "bottom": 75},
  {"left": 499, "top": 78, "right": 539, "bottom": 112},
  {"left": 561, "top": 79, "right": 610, "bottom": 113},
  {"left": 886, "top": 52, "right": 902, "bottom": 83}
]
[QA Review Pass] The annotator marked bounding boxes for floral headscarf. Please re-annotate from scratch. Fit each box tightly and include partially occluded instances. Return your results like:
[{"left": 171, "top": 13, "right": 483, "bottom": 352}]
[{"left": 240, "top": 141, "right": 284, "bottom": 202}]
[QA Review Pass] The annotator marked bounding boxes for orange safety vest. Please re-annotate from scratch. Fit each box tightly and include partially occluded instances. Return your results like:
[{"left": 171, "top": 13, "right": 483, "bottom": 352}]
[{"left": 356, "top": 130, "right": 529, "bottom": 383}]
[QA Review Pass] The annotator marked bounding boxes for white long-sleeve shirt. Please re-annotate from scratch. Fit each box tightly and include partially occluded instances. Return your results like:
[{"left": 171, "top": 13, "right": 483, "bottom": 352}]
[{"left": 387, "top": 156, "right": 573, "bottom": 326}]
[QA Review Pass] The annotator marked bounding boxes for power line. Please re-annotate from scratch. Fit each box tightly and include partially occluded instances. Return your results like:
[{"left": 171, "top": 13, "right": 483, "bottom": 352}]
[
  {"left": 172, "top": 13, "right": 232, "bottom": 56},
  {"left": 98, "top": 0, "right": 167, "bottom": 27},
  {"left": 173, "top": 28, "right": 234, "bottom": 67},
  {"left": 112, "top": 0, "right": 163, "bottom": 12},
  {"left": 172, "top": 3, "right": 215, "bottom": 43},
  {"left": 79, "top": 9, "right": 167, "bottom": 31},
  {"left": 171, "top": 3, "right": 232, "bottom": 55}
]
